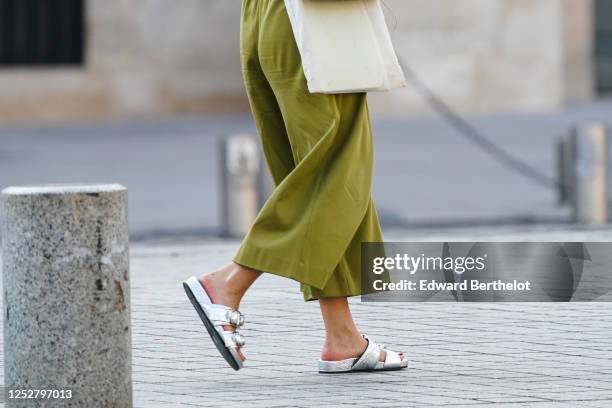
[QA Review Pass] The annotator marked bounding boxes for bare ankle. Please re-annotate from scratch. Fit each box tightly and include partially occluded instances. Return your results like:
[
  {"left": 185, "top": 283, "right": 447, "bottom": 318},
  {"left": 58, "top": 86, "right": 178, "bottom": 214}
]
[
  {"left": 200, "top": 270, "right": 243, "bottom": 308},
  {"left": 321, "top": 332, "right": 366, "bottom": 361},
  {"left": 328, "top": 330, "right": 362, "bottom": 342},
  {"left": 199, "top": 262, "right": 261, "bottom": 309},
  {"left": 325, "top": 328, "right": 364, "bottom": 349}
]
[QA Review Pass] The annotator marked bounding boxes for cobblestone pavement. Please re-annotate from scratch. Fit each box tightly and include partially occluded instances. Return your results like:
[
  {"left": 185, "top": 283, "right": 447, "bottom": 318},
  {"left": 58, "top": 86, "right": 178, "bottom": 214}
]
[
  {"left": 129, "top": 226, "right": 612, "bottom": 407},
  {"left": 1, "top": 225, "right": 612, "bottom": 407}
]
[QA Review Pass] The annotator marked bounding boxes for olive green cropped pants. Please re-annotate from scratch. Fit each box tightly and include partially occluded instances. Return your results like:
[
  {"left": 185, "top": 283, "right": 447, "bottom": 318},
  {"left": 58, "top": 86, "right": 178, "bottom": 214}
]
[{"left": 234, "top": 0, "right": 384, "bottom": 301}]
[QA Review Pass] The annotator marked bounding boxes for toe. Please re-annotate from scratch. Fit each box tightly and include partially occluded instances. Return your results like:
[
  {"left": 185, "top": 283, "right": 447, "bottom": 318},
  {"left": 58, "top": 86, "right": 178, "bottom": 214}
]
[{"left": 237, "top": 347, "right": 246, "bottom": 362}]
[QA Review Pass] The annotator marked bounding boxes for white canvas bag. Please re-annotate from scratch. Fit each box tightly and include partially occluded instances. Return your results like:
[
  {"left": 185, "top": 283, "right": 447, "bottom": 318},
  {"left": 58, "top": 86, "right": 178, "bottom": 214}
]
[{"left": 284, "top": 0, "right": 406, "bottom": 94}]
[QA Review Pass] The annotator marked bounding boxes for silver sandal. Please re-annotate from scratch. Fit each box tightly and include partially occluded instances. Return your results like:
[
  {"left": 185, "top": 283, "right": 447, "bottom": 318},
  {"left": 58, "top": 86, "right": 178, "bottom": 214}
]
[
  {"left": 318, "top": 334, "right": 408, "bottom": 373},
  {"left": 183, "top": 276, "right": 246, "bottom": 370}
]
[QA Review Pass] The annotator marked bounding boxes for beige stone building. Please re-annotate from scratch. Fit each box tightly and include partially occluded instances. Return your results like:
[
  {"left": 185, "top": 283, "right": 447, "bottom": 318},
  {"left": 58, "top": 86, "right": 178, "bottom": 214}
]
[{"left": 0, "top": 0, "right": 610, "bottom": 123}]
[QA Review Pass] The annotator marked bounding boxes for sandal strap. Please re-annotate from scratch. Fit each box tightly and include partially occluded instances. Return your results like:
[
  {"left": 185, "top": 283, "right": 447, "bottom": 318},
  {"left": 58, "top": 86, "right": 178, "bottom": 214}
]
[
  {"left": 185, "top": 277, "right": 245, "bottom": 327},
  {"left": 221, "top": 329, "right": 246, "bottom": 348},
  {"left": 383, "top": 349, "right": 403, "bottom": 367},
  {"left": 207, "top": 305, "right": 245, "bottom": 328},
  {"left": 351, "top": 335, "right": 381, "bottom": 370}
]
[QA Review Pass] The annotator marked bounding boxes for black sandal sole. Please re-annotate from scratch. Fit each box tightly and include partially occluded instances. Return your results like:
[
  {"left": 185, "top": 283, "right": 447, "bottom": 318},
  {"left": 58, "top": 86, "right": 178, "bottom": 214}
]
[{"left": 318, "top": 365, "right": 407, "bottom": 374}]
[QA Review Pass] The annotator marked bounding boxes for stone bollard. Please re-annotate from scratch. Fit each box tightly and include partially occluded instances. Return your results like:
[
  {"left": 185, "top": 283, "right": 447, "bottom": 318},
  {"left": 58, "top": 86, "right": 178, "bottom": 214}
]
[
  {"left": 258, "top": 151, "right": 275, "bottom": 209},
  {"left": 571, "top": 124, "right": 610, "bottom": 225},
  {"left": 1, "top": 184, "right": 132, "bottom": 408},
  {"left": 219, "top": 135, "right": 261, "bottom": 237},
  {"left": 556, "top": 134, "right": 575, "bottom": 205}
]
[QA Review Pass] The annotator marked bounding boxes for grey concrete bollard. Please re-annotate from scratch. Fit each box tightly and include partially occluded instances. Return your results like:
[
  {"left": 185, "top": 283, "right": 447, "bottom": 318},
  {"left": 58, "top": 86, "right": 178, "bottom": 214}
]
[
  {"left": 258, "top": 151, "right": 275, "bottom": 209},
  {"left": 219, "top": 135, "right": 261, "bottom": 237},
  {"left": 570, "top": 124, "right": 610, "bottom": 225},
  {"left": 557, "top": 136, "right": 569, "bottom": 205},
  {"left": 1, "top": 184, "right": 132, "bottom": 408},
  {"left": 557, "top": 133, "right": 577, "bottom": 206}
]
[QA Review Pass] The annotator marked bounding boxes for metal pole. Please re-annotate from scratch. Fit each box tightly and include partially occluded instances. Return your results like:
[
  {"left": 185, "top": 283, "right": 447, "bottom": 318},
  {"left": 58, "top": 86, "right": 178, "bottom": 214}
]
[
  {"left": 258, "top": 152, "right": 275, "bottom": 209},
  {"left": 557, "top": 132, "right": 577, "bottom": 206},
  {"left": 219, "top": 135, "right": 261, "bottom": 237},
  {"left": 571, "top": 123, "right": 610, "bottom": 225},
  {"left": 565, "top": 133, "right": 577, "bottom": 209},
  {"left": 557, "top": 137, "right": 568, "bottom": 204}
]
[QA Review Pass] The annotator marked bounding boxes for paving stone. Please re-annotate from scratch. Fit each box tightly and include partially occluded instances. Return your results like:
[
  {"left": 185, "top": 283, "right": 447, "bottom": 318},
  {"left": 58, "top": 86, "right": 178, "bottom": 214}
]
[{"left": 0, "top": 229, "right": 611, "bottom": 406}]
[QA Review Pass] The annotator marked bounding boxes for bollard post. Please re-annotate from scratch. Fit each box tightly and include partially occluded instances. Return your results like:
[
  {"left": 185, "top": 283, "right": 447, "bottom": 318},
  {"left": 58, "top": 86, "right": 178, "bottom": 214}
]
[
  {"left": 557, "top": 133, "right": 577, "bottom": 206},
  {"left": 1, "top": 183, "right": 132, "bottom": 408},
  {"left": 557, "top": 137, "right": 568, "bottom": 204},
  {"left": 219, "top": 135, "right": 261, "bottom": 237},
  {"left": 571, "top": 123, "right": 610, "bottom": 225},
  {"left": 258, "top": 153, "right": 275, "bottom": 209}
]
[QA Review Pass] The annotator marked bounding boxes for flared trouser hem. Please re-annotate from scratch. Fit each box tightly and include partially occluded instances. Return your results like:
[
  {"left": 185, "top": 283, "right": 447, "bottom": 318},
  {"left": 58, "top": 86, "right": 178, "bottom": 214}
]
[
  {"left": 234, "top": 241, "right": 371, "bottom": 302},
  {"left": 233, "top": 242, "right": 334, "bottom": 293},
  {"left": 234, "top": 197, "right": 385, "bottom": 302}
]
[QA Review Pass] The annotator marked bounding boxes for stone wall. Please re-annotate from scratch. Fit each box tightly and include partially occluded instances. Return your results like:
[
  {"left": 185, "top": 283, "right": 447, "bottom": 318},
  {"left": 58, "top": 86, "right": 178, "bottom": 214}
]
[
  {"left": 0, "top": 0, "right": 595, "bottom": 123},
  {"left": 0, "top": 0, "right": 246, "bottom": 123},
  {"left": 368, "top": 0, "right": 595, "bottom": 115}
]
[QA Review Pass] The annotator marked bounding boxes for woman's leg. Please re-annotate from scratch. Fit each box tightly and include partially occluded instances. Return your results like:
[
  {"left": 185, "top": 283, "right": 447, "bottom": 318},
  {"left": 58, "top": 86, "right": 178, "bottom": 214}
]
[
  {"left": 227, "top": 0, "right": 401, "bottom": 367},
  {"left": 200, "top": 263, "right": 261, "bottom": 311},
  {"left": 319, "top": 297, "right": 391, "bottom": 362},
  {"left": 199, "top": 263, "right": 262, "bottom": 361},
  {"left": 198, "top": 267, "right": 398, "bottom": 363}
]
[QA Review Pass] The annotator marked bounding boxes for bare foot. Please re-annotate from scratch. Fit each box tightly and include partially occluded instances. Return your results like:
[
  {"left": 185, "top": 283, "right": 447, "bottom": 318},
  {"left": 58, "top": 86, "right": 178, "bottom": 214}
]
[
  {"left": 199, "top": 269, "right": 246, "bottom": 362},
  {"left": 321, "top": 334, "right": 405, "bottom": 363}
]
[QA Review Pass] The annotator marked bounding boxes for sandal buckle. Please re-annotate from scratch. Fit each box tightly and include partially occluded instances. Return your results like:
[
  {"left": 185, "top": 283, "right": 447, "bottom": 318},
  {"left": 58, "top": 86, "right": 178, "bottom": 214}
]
[
  {"left": 232, "top": 331, "right": 246, "bottom": 347},
  {"left": 226, "top": 310, "right": 245, "bottom": 327}
]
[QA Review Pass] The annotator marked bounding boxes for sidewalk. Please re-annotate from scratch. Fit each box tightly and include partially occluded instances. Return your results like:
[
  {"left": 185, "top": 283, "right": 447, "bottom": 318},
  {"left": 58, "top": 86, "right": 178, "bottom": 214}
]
[
  {"left": 1, "top": 225, "right": 612, "bottom": 407},
  {"left": 127, "top": 225, "right": 612, "bottom": 407}
]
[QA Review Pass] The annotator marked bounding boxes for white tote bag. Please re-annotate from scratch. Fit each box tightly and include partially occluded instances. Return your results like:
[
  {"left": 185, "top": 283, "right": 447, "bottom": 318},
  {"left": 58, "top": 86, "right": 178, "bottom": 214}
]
[{"left": 284, "top": 0, "right": 406, "bottom": 94}]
